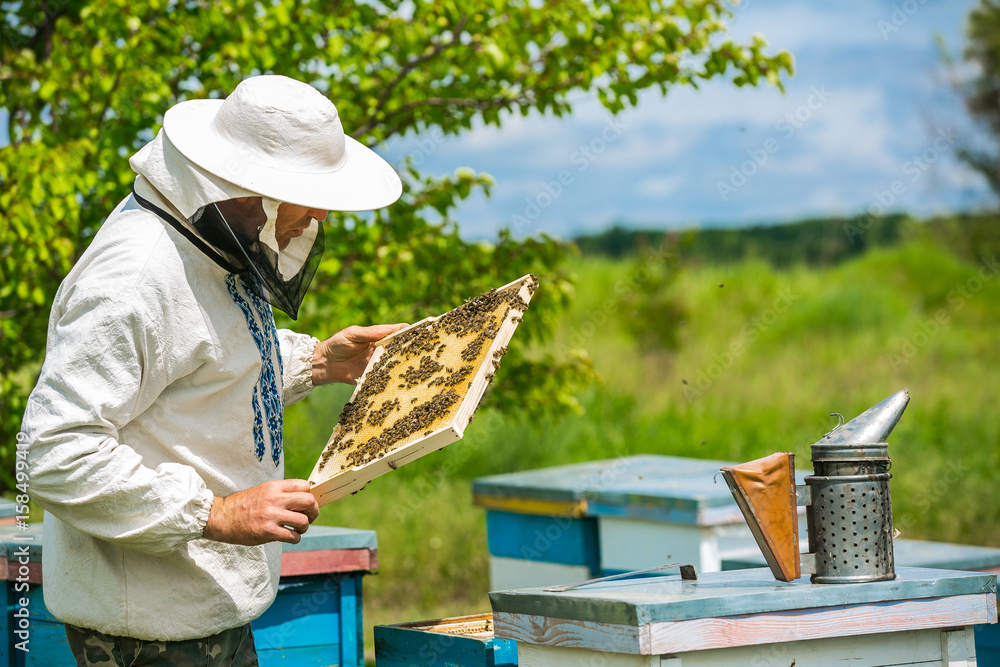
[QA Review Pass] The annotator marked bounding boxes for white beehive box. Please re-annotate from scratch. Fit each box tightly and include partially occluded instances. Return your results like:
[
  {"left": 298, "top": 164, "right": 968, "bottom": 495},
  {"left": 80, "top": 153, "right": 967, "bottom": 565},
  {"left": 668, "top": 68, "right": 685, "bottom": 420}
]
[{"left": 309, "top": 275, "right": 537, "bottom": 506}]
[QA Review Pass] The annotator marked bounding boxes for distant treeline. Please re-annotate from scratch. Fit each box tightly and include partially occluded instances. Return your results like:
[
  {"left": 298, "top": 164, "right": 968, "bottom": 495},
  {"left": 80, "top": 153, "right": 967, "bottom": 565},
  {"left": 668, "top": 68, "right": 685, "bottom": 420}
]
[{"left": 572, "top": 212, "right": 1000, "bottom": 267}]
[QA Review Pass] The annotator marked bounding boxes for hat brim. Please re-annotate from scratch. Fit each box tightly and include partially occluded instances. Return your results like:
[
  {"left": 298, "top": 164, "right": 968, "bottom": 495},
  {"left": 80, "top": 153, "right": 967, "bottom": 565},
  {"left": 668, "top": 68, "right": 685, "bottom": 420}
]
[{"left": 162, "top": 98, "right": 402, "bottom": 212}]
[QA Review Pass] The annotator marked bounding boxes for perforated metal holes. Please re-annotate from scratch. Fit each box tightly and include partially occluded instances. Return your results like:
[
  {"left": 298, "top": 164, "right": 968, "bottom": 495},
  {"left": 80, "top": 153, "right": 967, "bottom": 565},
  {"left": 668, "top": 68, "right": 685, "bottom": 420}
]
[{"left": 807, "top": 473, "right": 895, "bottom": 583}]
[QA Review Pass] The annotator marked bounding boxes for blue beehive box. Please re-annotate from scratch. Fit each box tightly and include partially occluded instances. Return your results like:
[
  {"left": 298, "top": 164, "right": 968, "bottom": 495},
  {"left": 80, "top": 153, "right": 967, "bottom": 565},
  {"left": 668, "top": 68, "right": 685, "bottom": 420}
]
[
  {"left": 252, "top": 525, "right": 378, "bottom": 667},
  {"left": 0, "top": 523, "right": 377, "bottom": 667},
  {"left": 473, "top": 455, "right": 809, "bottom": 590},
  {"left": 0, "top": 523, "right": 45, "bottom": 667},
  {"left": 375, "top": 613, "right": 517, "bottom": 667}
]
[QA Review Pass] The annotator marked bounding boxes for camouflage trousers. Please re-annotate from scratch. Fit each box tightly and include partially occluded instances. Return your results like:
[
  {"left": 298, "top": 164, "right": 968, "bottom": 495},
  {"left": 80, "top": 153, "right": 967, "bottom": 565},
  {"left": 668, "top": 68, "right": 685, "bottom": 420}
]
[{"left": 64, "top": 622, "right": 258, "bottom": 666}]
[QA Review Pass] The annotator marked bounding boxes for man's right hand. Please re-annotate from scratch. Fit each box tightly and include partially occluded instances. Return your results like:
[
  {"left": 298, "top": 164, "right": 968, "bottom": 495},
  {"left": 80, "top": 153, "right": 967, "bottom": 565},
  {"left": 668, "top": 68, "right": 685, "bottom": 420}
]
[{"left": 202, "top": 479, "right": 319, "bottom": 546}]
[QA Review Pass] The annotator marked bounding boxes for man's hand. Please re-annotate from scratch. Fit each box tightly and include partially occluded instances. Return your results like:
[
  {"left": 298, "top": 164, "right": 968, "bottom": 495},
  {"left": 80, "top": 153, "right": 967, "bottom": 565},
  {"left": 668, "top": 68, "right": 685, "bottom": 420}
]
[
  {"left": 203, "top": 479, "right": 319, "bottom": 546},
  {"left": 311, "top": 323, "right": 408, "bottom": 386}
]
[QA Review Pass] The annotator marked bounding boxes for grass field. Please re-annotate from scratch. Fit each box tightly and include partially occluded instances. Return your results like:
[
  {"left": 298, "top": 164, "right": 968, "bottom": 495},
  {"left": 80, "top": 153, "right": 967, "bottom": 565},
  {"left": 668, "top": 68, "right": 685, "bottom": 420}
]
[{"left": 283, "top": 235, "right": 1000, "bottom": 658}]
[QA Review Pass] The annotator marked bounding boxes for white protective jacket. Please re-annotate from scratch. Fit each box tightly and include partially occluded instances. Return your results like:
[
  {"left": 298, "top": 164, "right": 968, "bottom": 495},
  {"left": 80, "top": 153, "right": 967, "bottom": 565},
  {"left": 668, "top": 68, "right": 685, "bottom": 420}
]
[{"left": 21, "top": 131, "right": 320, "bottom": 641}]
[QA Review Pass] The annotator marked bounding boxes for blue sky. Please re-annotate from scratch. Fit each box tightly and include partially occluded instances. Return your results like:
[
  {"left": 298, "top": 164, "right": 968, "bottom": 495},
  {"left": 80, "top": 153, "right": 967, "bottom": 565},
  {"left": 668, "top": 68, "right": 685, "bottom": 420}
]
[
  {"left": 3, "top": 1, "right": 991, "bottom": 240},
  {"left": 380, "top": 0, "right": 996, "bottom": 240}
]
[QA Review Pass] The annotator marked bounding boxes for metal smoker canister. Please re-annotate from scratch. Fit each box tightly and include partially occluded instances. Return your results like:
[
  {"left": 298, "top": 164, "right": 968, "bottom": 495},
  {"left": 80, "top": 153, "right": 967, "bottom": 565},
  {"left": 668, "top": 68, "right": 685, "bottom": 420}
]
[{"left": 806, "top": 441, "right": 895, "bottom": 583}]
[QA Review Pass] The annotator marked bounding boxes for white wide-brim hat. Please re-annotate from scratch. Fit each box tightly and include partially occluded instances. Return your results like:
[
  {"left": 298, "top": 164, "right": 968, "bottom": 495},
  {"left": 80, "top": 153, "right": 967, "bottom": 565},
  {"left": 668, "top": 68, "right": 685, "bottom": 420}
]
[{"left": 162, "top": 75, "right": 402, "bottom": 212}]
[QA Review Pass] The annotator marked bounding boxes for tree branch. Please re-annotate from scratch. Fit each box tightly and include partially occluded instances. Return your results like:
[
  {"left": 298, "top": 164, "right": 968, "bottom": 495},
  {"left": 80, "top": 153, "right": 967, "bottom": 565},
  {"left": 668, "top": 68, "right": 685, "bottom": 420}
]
[
  {"left": 355, "top": 15, "right": 469, "bottom": 137},
  {"left": 27, "top": 2, "right": 71, "bottom": 62},
  {"left": 95, "top": 70, "right": 124, "bottom": 131},
  {"left": 374, "top": 70, "right": 586, "bottom": 141}
]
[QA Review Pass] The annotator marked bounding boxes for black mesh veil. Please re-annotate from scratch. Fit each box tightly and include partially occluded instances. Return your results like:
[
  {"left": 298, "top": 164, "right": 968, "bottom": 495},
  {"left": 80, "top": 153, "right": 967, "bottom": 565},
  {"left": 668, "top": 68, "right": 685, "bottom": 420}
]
[{"left": 191, "top": 201, "right": 325, "bottom": 320}]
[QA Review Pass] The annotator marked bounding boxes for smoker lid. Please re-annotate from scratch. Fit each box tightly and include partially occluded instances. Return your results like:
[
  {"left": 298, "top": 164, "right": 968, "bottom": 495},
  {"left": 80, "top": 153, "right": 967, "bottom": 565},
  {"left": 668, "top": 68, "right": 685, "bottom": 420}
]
[{"left": 813, "top": 389, "right": 909, "bottom": 449}]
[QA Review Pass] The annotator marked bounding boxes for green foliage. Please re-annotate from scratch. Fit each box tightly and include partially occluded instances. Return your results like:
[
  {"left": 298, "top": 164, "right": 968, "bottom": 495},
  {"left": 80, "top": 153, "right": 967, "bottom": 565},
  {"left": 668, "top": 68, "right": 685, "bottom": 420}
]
[
  {"left": 573, "top": 214, "right": 913, "bottom": 266},
  {"left": 618, "top": 238, "right": 686, "bottom": 351},
  {"left": 573, "top": 212, "right": 1000, "bottom": 271},
  {"left": 0, "top": 0, "right": 792, "bottom": 487},
  {"left": 958, "top": 0, "right": 1000, "bottom": 196},
  {"left": 914, "top": 210, "right": 1000, "bottom": 264}
]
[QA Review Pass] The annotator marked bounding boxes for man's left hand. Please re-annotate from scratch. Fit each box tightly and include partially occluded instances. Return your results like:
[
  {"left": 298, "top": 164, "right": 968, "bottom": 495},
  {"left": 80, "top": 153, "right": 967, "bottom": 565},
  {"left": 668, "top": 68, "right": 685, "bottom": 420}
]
[{"left": 311, "top": 323, "right": 408, "bottom": 385}]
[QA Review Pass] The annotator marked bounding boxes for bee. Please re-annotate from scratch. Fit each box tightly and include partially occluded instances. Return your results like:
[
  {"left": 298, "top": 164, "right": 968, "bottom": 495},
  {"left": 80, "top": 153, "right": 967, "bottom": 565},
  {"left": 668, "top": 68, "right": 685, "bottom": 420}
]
[{"left": 322, "top": 280, "right": 533, "bottom": 474}]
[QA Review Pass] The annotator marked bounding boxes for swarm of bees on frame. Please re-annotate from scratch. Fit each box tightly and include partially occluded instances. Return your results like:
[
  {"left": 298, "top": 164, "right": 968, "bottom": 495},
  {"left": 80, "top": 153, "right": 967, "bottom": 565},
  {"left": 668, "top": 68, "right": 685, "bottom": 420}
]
[{"left": 318, "top": 275, "right": 538, "bottom": 474}]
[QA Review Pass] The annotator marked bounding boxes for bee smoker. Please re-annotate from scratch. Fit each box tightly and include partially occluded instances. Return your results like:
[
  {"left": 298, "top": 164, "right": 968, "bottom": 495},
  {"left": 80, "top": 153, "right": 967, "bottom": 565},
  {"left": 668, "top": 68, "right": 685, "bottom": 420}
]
[{"left": 720, "top": 389, "right": 909, "bottom": 583}]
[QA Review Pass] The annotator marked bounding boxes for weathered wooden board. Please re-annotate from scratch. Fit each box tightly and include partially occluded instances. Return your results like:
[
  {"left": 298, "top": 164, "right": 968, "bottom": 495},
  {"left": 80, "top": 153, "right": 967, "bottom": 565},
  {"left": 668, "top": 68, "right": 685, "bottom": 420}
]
[
  {"left": 0, "top": 498, "right": 17, "bottom": 527},
  {"left": 0, "top": 523, "right": 43, "bottom": 585},
  {"left": 642, "top": 594, "right": 994, "bottom": 655},
  {"left": 495, "top": 594, "right": 995, "bottom": 655},
  {"left": 516, "top": 626, "right": 967, "bottom": 666},
  {"left": 309, "top": 275, "right": 536, "bottom": 506},
  {"left": 375, "top": 613, "right": 517, "bottom": 667},
  {"left": 720, "top": 537, "right": 1000, "bottom": 662},
  {"left": 489, "top": 567, "right": 997, "bottom": 627},
  {"left": 280, "top": 547, "right": 377, "bottom": 577},
  {"left": 279, "top": 524, "right": 378, "bottom": 576}
]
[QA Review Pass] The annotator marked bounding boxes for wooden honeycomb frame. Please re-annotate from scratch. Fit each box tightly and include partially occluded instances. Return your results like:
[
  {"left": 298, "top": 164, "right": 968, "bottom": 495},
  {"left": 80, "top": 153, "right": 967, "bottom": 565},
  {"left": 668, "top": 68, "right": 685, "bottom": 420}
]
[{"left": 309, "top": 274, "right": 537, "bottom": 506}]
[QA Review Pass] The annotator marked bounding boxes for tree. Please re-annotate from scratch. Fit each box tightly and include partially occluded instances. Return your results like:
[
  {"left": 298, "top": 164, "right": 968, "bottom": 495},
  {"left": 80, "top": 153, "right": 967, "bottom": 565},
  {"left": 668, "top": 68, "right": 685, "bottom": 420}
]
[
  {"left": 958, "top": 0, "right": 1000, "bottom": 196},
  {"left": 0, "top": 0, "right": 792, "bottom": 488}
]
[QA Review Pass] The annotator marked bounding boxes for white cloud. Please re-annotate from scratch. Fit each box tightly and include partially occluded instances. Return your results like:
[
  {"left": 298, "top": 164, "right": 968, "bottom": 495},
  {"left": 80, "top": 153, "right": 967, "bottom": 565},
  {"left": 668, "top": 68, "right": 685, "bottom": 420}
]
[
  {"left": 728, "top": 0, "right": 970, "bottom": 53},
  {"left": 797, "top": 88, "right": 898, "bottom": 172},
  {"left": 637, "top": 175, "right": 684, "bottom": 198},
  {"left": 728, "top": 2, "right": 885, "bottom": 52}
]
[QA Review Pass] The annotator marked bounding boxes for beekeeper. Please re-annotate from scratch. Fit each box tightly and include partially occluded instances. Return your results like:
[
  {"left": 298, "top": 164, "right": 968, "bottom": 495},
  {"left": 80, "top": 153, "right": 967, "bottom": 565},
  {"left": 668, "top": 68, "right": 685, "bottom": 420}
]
[{"left": 21, "top": 75, "right": 404, "bottom": 665}]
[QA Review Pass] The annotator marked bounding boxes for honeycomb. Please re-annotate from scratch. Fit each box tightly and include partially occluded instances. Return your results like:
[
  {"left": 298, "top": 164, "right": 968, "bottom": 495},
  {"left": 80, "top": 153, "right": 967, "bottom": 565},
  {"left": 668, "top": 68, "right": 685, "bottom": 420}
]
[{"left": 310, "top": 275, "right": 537, "bottom": 497}]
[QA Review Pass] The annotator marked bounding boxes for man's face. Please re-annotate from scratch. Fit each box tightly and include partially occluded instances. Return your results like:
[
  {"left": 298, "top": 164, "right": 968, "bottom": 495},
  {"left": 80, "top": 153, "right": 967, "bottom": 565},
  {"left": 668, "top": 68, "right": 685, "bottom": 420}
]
[
  {"left": 214, "top": 198, "right": 329, "bottom": 250},
  {"left": 274, "top": 202, "right": 329, "bottom": 250}
]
